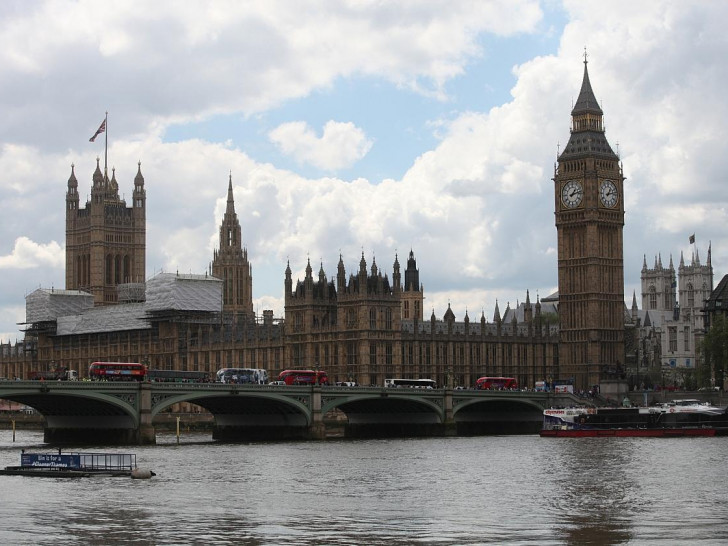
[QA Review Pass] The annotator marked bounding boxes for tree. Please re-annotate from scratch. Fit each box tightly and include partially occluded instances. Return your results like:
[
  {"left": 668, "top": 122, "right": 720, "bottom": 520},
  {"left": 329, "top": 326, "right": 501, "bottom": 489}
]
[
  {"left": 540, "top": 312, "right": 558, "bottom": 333},
  {"left": 700, "top": 314, "right": 728, "bottom": 389}
]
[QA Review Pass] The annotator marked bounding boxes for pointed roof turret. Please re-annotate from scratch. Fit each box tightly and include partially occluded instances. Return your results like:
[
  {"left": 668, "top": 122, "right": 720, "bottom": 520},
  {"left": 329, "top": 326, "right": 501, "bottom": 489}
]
[
  {"left": 110, "top": 167, "right": 119, "bottom": 193},
  {"left": 642, "top": 254, "right": 648, "bottom": 271},
  {"left": 680, "top": 251, "right": 685, "bottom": 267},
  {"left": 708, "top": 242, "right": 712, "bottom": 266},
  {"left": 92, "top": 157, "right": 103, "bottom": 187},
  {"left": 392, "top": 253, "right": 401, "bottom": 291},
  {"left": 444, "top": 303, "right": 455, "bottom": 322},
  {"left": 559, "top": 54, "right": 617, "bottom": 161},
  {"left": 572, "top": 55, "right": 603, "bottom": 116},
  {"left": 404, "top": 248, "right": 420, "bottom": 292},
  {"left": 493, "top": 300, "right": 501, "bottom": 323},
  {"left": 135, "top": 161, "right": 144, "bottom": 184},
  {"left": 67, "top": 163, "right": 78, "bottom": 188},
  {"left": 226, "top": 172, "right": 236, "bottom": 214}
]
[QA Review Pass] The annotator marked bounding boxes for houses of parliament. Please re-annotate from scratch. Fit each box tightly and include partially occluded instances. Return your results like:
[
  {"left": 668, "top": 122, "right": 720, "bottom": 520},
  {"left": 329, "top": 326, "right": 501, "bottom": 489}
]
[{"left": 0, "top": 61, "right": 661, "bottom": 389}]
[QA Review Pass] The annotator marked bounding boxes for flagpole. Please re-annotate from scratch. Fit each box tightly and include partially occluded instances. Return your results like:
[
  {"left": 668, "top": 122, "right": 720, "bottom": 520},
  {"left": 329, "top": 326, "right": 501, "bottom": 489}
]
[{"left": 104, "top": 111, "right": 108, "bottom": 177}]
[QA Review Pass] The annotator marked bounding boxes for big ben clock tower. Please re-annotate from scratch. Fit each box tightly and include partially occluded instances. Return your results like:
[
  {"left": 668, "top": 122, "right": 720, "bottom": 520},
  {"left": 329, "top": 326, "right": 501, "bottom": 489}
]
[{"left": 554, "top": 56, "right": 625, "bottom": 389}]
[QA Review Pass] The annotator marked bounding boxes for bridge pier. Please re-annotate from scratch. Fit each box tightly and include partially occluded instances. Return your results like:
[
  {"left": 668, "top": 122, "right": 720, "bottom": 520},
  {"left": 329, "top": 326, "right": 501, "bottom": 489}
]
[
  {"left": 138, "top": 382, "right": 156, "bottom": 445},
  {"left": 308, "top": 385, "right": 326, "bottom": 440},
  {"left": 443, "top": 388, "right": 457, "bottom": 436}
]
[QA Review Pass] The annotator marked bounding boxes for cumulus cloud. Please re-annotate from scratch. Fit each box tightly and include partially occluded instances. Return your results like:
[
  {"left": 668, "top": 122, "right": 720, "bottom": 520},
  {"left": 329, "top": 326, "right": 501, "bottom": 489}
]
[
  {"left": 0, "top": 237, "right": 64, "bottom": 269},
  {"left": 0, "top": 1, "right": 543, "bottom": 149},
  {"left": 268, "top": 121, "right": 373, "bottom": 171},
  {"left": 1, "top": 1, "right": 728, "bottom": 341}
]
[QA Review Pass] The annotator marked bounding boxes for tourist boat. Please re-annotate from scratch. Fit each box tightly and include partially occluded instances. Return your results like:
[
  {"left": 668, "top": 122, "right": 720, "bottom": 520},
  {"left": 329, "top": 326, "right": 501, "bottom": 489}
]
[
  {"left": 0, "top": 451, "right": 147, "bottom": 478},
  {"left": 540, "top": 399, "right": 728, "bottom": 437}
]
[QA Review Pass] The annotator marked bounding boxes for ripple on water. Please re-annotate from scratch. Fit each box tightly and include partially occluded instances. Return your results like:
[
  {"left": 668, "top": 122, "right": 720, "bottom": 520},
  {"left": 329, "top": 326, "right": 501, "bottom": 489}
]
[{"left": 2, "top": 432, "right": 728, "bottom": 544}]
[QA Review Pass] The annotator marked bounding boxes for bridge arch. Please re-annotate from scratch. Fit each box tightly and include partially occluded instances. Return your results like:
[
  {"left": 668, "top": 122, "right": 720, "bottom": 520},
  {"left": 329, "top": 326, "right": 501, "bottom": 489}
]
[
  {"left": 452, "top": 395, "right": 545, "bottom": 434},
  {"left": 322, "top": 392, "right": 444, "bottom": 422},
  {"left": 453, "top": 396, "right": 545, "bottom": 417},
  {"left": 0, "top": 384, "right": 139, "bottom": 426},
  {"left": 150, "top": 390, "right": 312, "bottom": 426}
]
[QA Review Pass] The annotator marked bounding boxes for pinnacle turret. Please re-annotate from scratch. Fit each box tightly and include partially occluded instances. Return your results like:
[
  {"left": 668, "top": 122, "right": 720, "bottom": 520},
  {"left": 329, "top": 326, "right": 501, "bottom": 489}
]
[
  {"left": 67, "top": 164, "right": 78, "bottom": 188},
  {"left": 572, "top": 57, "right": 603, "bottom": 116},
  {"left": 226, "top": 173, "right": 235, "bottom": 215}
]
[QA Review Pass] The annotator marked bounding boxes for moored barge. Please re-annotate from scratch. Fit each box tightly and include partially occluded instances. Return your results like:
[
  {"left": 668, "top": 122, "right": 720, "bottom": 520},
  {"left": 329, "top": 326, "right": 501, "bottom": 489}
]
[
  {"left": 540, "top": 399, "right": 728, "bottom": 438},
  {"left": 1, "top": 451, "right": 140, "bottom": 478}
]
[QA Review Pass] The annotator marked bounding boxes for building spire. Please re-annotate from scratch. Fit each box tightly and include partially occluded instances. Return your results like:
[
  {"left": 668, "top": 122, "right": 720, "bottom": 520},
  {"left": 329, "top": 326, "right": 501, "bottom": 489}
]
[
  {"left": 572, "top": 50, "right": 603, "bottom": 116},
  {"left": 226, "top": 172, "right": 236, "bottom": 214},
  {"left": 560, "top": 54, "right": 616, "bottom": 160}
]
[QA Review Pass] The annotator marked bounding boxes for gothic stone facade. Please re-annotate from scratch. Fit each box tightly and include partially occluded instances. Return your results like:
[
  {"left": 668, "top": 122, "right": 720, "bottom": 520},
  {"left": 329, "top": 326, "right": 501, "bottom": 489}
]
[
  {"left": 65, "top": 159, "right": 146, "bottom": 305},
  {"left": 554, "top": 60, "right": 625, "bottom": 389},
  {"left": 2, "top": 154, "right": 561, "bottom": 387}
]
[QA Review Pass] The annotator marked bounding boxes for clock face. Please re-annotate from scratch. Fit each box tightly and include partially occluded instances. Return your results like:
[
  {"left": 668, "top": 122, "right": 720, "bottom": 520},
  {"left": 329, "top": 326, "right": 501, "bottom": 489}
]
[
  {"left": 599, "top": 179, "right": 618, "bottom": 208},
  {"left": 561, "top": 180, "right": 583, "bottom": 208}
]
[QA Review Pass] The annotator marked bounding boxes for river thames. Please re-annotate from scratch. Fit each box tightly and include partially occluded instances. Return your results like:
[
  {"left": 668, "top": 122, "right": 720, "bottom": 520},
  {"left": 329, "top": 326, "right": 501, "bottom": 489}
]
[{"left": 1, "top": 430, "right": 727, "bottom": 545}]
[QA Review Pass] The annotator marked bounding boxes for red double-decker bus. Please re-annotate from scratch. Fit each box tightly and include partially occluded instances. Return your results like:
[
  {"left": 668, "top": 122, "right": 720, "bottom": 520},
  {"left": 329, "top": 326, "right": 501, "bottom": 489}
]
[
  {"left": 475, "top": 376, "right": 518, "bottom": 390},
  {"left": 278, "top": 369, "right": 329, "bottom": 385},
  {"left": 88, "top": 362, "right": 147, "bottom": 381}
]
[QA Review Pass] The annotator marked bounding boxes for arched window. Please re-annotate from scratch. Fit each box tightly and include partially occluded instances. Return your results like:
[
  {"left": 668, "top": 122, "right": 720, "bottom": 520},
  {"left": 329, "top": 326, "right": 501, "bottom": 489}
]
[
  {"left": 123, "top": 255, "right": 130, "bottom": 283},
  {"left": 369, "top": 308, "right": 377, "bottom": 329},
  {"left": 649, "top": 286, "right": 657, "bottom": 310},
  {"left": 106, "top": 254, "right": 113, "bottom": 285},
  {"left": 114, "top": 255, "right": 122, "bottom": 284}
]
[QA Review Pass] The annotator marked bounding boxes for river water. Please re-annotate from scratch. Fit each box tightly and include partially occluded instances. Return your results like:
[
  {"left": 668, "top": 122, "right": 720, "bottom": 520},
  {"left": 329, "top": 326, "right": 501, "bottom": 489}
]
[{"left": 1, "top": 430, "right": 727, "bottom": 545}]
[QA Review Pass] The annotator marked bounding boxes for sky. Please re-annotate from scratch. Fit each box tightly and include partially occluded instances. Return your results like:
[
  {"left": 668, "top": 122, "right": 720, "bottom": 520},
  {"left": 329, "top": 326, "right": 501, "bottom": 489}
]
[{"left": 1, "top": 0, "right": 727, "bottom": 342}]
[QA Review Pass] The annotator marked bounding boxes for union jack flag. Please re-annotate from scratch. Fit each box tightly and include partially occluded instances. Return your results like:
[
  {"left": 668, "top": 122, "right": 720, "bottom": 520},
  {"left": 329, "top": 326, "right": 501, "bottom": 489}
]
[{"left": 89, "top": 119, "right": 106, "bottom": 142}]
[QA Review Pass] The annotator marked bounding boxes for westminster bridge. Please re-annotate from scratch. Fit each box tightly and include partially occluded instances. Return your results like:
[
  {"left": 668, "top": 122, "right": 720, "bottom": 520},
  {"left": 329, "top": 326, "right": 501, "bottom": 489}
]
[{"left": 0, "top": 381, "right": 585, "bottom": 444}]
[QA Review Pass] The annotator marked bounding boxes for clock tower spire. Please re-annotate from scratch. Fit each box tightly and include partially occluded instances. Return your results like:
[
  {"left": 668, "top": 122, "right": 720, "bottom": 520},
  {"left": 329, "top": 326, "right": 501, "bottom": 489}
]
[{"left": 554, "top": 56, "right": 625, "bottom": 390}]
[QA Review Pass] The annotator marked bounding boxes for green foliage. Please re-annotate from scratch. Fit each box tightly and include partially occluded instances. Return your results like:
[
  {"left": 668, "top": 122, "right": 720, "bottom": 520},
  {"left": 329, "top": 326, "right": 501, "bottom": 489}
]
[
  {"left": 540, "top": 312, "right": 558, "bottom": 325},
  {"left": 701, "top": 314, "right": 728, "bottom": 389}
]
